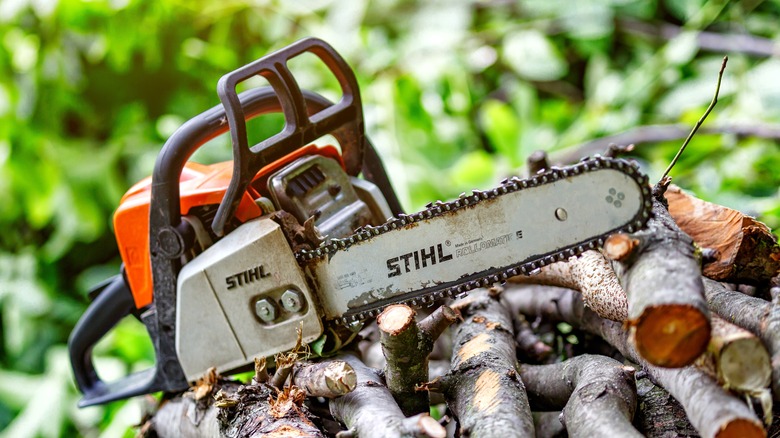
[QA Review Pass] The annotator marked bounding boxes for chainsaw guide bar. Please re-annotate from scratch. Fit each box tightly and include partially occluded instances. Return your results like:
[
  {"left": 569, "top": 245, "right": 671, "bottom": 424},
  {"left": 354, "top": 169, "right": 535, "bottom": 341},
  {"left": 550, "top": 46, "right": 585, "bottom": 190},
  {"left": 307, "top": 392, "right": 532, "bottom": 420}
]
[{"left": 298, "top": 156, "right": 653, "bottom": 325}]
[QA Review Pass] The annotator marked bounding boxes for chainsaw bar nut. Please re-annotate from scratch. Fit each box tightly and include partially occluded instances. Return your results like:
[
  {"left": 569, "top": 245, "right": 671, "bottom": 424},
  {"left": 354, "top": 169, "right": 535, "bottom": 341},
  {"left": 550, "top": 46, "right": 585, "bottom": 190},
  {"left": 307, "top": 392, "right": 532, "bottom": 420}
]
[
  {"left": 254, "top": 298, "right": 278, "bottom": 323},
  {"left": 281, "top": 289, "right": 304, "bottom": 313}
]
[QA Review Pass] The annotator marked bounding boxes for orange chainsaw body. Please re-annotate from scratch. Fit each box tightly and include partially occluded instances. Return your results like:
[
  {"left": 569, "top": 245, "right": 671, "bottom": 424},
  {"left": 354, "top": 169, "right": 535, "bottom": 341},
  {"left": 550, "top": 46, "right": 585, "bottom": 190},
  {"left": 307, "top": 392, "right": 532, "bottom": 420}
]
[{"left": 114, "top": 144, "right": 343, "bottom": 309}]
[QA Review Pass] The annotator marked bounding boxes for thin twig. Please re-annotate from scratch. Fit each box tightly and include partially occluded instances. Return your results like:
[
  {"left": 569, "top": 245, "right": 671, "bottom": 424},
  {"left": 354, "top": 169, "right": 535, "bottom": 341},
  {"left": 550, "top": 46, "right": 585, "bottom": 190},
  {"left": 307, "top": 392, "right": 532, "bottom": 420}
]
[{"left": 660, "top": 56, "right": 728, "bottom": 183}]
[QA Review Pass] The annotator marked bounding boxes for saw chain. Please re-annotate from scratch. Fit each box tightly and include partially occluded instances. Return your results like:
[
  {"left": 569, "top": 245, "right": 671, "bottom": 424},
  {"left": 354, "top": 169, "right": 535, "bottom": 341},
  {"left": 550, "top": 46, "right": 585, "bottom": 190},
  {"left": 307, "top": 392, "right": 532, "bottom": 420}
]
[{"left": 298, "top": 155, "right": 653, "bottom": 325}]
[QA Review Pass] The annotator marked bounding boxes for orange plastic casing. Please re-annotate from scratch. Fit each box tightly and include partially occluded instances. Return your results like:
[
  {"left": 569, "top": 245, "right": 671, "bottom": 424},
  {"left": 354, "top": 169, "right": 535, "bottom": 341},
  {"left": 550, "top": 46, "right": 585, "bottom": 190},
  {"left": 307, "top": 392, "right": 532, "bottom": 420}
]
[{"left": 114, "top": 144, "right": 343, "bottom": 309}]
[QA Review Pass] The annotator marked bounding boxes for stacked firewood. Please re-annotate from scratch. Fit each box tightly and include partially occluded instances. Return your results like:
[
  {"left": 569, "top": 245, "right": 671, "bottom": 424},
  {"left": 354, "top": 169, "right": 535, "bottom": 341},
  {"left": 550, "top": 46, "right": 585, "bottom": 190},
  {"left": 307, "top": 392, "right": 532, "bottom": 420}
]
[{"left": 141, "top": 153, "right": 780, "bottom": 438}]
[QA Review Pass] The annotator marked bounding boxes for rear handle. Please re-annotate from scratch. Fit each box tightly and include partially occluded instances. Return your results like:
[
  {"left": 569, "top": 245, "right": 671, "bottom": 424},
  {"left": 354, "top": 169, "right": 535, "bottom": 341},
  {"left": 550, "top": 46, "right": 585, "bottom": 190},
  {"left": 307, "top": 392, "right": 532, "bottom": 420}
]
[{"left": 68, "top": 274, "right": 161, "bottom": 407}]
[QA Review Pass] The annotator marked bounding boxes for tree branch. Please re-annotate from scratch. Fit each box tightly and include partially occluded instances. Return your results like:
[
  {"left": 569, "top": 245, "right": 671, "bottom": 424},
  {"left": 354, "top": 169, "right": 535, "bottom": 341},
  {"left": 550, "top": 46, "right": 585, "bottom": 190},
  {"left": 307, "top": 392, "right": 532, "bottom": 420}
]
[
  {"left": 377, "top": 304, "right": 458, "bottom": 416},
  {"left": 519, "top": 355, "right": 641, "bottom": 437},
  {"left": 432, "top": 290, "right": 535, "bottom": 437},
  {"left": 605, "top": 199, "right": 711, "bottom": 368},
  {"left": 329, "top": 353, "right": 445, "bottom": 438}
]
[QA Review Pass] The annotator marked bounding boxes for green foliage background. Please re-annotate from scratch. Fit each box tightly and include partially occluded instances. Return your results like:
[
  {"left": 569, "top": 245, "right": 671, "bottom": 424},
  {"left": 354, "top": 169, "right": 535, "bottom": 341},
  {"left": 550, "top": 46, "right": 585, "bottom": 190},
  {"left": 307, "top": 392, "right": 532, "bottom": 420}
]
[{"left": 1, "top": 0, "right": 779, "bottom": 436}]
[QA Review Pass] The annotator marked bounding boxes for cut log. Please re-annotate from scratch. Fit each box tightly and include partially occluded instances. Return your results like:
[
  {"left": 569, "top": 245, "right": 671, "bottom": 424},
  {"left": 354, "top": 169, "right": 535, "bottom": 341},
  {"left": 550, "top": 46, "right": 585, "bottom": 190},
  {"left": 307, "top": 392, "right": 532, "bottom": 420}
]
[
  {"left": 703, "top": 278, "right": 780, "bottom": 401},
  {"left": 606, "top": 199, "right": 711, "bottom": 367},
  {"left": 329, "top": 353, "right": 446, "bottom": 438},
  {"left": 377, "top": 304, "right": 458, "bottom": 416},
  {"left": 148, "top": 381, "right": 325, "bottom": 438},
  {"left": 666, "top": 184, "right": 780, "bottom": 284},
  {"left": 706, "top": 315, "right": 772, "bottom": 393},
  {"left": 519, "top": 355, "right": 641, "bottom": 437},
  {"left": 506, "top": 285, "right": 765, "bottom": 438},
  {"left": 291, "top": 361, "right": 357, "bottom": 399},
  {"left": 429, "top": 289, "right": 535, "bottom": 437},
  {"left": 510, "top": 250, "right": 628, "bottom": 321}
]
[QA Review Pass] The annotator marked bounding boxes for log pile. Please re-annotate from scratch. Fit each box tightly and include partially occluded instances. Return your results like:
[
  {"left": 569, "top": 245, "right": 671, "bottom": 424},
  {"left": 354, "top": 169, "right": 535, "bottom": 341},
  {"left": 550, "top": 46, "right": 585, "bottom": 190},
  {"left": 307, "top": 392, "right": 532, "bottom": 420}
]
[{"left": 140, "top": 162, "right": 780, "bottom": 438}]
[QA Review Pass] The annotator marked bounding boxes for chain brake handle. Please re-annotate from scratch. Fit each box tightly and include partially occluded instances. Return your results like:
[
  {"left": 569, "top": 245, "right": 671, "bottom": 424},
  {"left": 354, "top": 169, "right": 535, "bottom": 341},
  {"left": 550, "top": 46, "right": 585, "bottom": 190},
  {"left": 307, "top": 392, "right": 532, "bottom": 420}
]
[{"left": 212, "top": 37, "right": 365, "bottom": 236}]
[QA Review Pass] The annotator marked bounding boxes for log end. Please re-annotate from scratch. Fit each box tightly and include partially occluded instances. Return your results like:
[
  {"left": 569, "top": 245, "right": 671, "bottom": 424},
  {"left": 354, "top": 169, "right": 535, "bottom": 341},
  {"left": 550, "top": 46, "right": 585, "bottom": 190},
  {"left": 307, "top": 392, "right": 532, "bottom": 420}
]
[
  {"left": 633, "top": 304, "right": 711, "bottom": 367},
  {"left": 715, "top": 418, "right": 766, "bottom": 438},
  {"left": 719, "top": 337, "right": 772, "bottom": 391},
  {"left": 378, "top": 304, "right": 416, "bottom": 336},
  {"left": 324, "top": 361, "right": 358, "bottom": 396},
  {"left": 416, "top": 414, "right": 447, "bottom": 438},
  {"left": 603, "top": 233, "right": 639, "bottom": 262}
]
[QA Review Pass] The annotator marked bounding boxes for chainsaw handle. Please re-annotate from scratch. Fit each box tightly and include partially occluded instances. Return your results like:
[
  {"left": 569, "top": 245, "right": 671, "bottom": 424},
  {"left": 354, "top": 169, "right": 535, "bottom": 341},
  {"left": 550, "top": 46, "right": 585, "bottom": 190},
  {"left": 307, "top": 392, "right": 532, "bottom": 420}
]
[
  {"left": 213, "top": 37, "right": 364, "bottom": 236},
  {"left": 68, "top": 274, "right": 158, "bottom": 406},
  {"left": 143, "top": 41, "right": 401, "bottom": 401},
  {"left": 142, "top": 87, "right": 334, "bottom": 399}
]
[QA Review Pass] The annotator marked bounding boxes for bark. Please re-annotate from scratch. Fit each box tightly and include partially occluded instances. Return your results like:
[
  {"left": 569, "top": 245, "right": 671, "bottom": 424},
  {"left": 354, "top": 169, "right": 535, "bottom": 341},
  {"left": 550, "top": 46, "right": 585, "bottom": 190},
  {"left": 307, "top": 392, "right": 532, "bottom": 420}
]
[
  {"left": 606, "top": 199, "right": 711, "bottom": 367},
  {"left": 634, "top": 373, "right": 700, "bottom": 437},
  {"left": 329, "top": 353, "right": 445, "bottom": 438},
  {"left": 270, "top": 363, "right": 293, "bottom": 390},
  {"left": 665, "top": 185, "right": 780, "bottom": 284},
  {"left": 291, "top": 361, "right": 357, "bottom": 398},
  {"left": 705, "top": 315, "right": 772, "bottom": 394},
  {"left": 519, "top": 355, "right": 641, "bottom": 437},
  {"left": 641, "top": 365, "right": 765, "bottom": 438},
  {"left": 252, "top": 357, "right": 269, "bottom": 385},
  {"left": 377, "top": 304, "right": 458, "bottom": 416},
  {"left": 703, "top": 278, "right": 780, "bottom": 400},
  {"left": 148, "top": 381, "right": 325, "bottom": 438},
  {"left": 149, "top": 394, "right": 223, "bottom": 438},
  {"left": 507, "top": 285, "right": 765, "bottom": 438},
  {"left": 431, "top": 289, "right": 535, "bottom": 437},
  {"left": 532, "top": 412, "right": 565, "bottom": 438},
  {"left": 510, "top": 250, "right": 628, "bottom": 321}
]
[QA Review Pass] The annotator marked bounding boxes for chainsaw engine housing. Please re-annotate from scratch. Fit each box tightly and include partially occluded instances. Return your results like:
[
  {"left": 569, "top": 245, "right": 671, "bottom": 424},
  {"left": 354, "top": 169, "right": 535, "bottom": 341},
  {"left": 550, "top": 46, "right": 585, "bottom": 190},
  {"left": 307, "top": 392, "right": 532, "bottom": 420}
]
[
  {"left": 175, "top": 154, "right": 391, "bottom": 380},
  {"left": 68, "top": 38, "right": 403, "bottom": 407}
]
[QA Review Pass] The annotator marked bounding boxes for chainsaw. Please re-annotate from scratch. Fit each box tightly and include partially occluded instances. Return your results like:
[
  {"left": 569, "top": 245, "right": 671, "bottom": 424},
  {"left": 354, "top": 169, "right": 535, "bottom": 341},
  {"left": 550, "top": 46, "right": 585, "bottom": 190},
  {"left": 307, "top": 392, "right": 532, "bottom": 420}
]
[{"left": 68, "top": 38, "right": 653, "bottom": 407}]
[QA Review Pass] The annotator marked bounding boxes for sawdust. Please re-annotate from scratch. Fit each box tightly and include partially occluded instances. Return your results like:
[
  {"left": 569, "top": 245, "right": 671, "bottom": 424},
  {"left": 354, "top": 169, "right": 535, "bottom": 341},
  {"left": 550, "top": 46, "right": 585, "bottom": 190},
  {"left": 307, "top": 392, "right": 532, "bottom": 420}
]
[
  {"left": 269, "top": 386, "right": 307, "bottom": 418},
  {"left": 192, "top": 367, "right": 218, "bottom": 401}
]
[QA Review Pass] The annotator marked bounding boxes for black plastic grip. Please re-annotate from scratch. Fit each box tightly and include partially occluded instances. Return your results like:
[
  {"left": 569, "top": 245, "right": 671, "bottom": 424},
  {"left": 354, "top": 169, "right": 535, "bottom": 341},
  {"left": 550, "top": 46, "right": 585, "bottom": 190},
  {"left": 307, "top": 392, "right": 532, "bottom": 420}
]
[
  {"left": 68, "top": 274, "right": 154, "bottom": 407},
  {"left": 212, "top": 37, "right": 365, "bottom": 236}
]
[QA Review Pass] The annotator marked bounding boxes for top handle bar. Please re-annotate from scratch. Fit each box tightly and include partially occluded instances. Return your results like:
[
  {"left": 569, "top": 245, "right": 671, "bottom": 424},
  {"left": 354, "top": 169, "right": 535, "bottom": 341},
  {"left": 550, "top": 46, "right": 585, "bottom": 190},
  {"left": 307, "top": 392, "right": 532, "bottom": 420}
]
[{"left": 213, "top": 37, "right": 365, "bottom": 236}]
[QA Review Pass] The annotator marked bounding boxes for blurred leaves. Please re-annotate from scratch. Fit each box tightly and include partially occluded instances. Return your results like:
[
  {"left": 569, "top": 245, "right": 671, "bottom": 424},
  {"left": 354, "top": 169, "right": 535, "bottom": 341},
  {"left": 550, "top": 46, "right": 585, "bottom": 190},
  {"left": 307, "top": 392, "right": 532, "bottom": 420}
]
[{"left": 2, "top": 0, "right": 780, "bottom": 435}]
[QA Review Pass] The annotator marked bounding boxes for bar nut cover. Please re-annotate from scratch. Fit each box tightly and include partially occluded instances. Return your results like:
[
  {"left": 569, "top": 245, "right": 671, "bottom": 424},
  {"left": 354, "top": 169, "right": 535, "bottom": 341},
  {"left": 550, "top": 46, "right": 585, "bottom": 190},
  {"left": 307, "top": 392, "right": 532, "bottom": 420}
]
[{"left": 175, "top": 217, "right": 322, "bottom": 381}]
